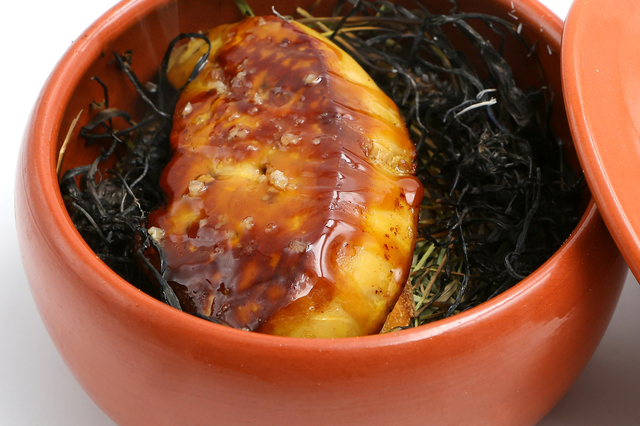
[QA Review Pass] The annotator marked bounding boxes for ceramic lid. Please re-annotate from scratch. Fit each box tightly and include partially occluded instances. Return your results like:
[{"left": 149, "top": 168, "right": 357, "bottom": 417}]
[{"left": 562, "top": 0, "right": 640, "bottom": 278}]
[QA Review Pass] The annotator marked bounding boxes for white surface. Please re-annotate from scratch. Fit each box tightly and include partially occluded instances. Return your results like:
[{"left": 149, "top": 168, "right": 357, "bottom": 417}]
[{"left": 1, "top": 0, "right": 636, "bottom": 425}]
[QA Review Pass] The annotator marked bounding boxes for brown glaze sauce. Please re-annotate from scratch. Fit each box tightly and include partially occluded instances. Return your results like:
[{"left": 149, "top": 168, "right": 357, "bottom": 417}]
[{"left": 147, "top": 17, "right": 422, "bottom": 335}]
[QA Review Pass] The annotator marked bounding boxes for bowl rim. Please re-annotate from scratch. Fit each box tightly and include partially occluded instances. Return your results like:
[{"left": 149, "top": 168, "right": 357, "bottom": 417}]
[{"left": 26, "top": 0, "right": 578, "bottom": 349}]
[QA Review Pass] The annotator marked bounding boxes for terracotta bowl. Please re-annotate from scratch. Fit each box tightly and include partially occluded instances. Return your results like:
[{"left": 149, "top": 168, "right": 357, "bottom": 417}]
[{"left": 15, "top": 0, "right": 628, "bottom": 425}]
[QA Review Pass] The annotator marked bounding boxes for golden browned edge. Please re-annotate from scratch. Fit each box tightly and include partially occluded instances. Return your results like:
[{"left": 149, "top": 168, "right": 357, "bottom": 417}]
[{"left": 381, "top": 278, "right": 416, "bottom": 333}]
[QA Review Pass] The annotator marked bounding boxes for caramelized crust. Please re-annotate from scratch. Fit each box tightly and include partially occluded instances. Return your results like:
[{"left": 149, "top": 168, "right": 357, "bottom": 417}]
[
  {"left": 147, "top": 16, "right": 422, "bottom": 337},
  {"left": 380, "top": 279, "right": 417, "bottom": 333}
]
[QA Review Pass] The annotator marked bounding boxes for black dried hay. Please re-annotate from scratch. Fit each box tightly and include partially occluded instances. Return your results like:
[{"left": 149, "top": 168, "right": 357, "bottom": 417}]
[{"left": 298, "top": 0, "right": 581, "bottom": 325}]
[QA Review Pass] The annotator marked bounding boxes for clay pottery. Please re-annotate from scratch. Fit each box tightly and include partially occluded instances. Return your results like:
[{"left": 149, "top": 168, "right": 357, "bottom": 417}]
[
  {"left": 563, "top": 0, "right": 640, "bottom": 279},
  {"left": 15, "top": 0, "right": 628, "bottom": 425}
]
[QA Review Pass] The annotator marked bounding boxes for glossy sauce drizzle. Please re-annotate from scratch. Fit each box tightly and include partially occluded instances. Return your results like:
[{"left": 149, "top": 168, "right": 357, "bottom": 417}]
[{"left": 147, "top": 17, "right": 422, "bottom": 336}]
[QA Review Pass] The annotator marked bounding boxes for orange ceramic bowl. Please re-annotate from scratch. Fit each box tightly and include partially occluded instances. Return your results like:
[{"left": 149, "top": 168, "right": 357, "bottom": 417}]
[{"left": 15, "top": 0, "right": 628, "bottom": 425}]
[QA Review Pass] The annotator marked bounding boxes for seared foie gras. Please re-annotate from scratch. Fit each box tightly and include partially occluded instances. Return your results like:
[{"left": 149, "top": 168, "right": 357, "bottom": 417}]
[{"left": 147, "top": 16, "right": 422, "bottom": 337}]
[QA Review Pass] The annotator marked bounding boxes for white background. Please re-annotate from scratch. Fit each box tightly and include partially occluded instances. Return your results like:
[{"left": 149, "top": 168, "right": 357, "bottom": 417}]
[{"left": 2, "top": 0, "right": 639, "bottom": 424}]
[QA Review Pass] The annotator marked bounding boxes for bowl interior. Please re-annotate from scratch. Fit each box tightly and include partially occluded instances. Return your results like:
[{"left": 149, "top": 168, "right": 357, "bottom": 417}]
[{"left": 52, "top": 0, "right": 579, "bottom": 342}]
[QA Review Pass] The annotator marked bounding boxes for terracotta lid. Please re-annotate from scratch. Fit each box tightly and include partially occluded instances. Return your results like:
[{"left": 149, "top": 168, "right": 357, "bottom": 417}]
[{"left": 562, "top": 0, "right": 640, "bottom": 278}]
